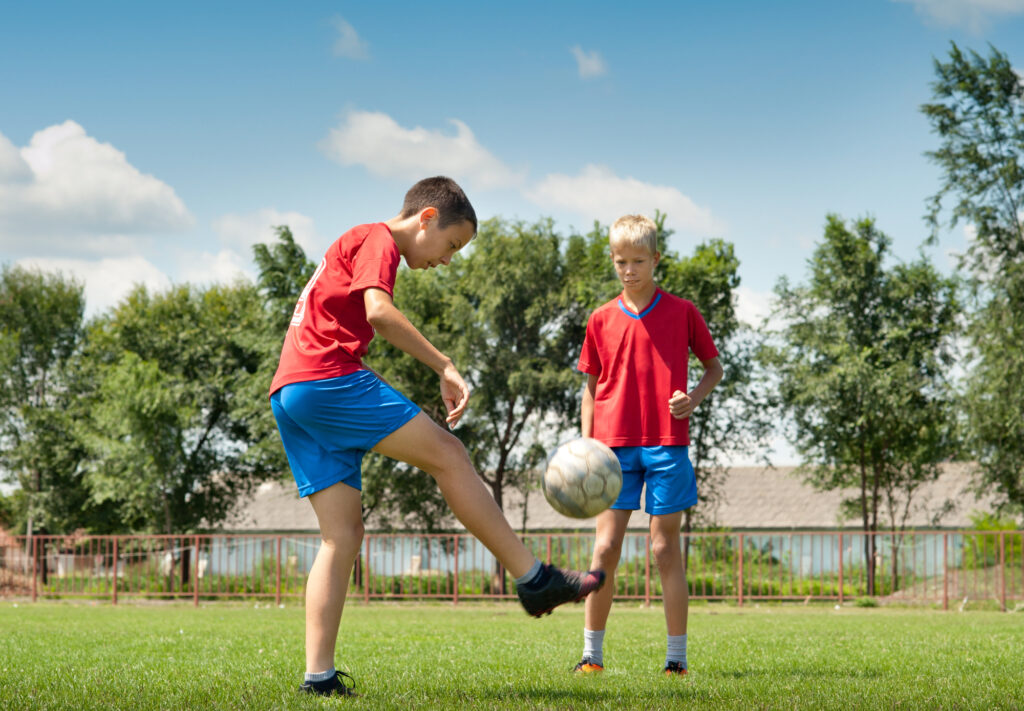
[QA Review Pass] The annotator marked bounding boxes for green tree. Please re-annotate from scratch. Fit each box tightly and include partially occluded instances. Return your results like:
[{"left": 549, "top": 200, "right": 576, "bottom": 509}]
[
  {"left": 922, "top": 42, "right": 1024, "bottom": 512},
  {"left": 763, "top": 215, "right": 959, "bottom": 593},
  {"left": 80, "top": 282, "right": 276, "bottom": 533},
  {"left": 0, "top": 265, "right": 107, "bottom": 535}
]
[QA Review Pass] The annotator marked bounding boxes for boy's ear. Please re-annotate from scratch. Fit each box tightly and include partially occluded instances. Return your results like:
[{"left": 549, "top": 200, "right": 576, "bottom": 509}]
[{"left": 419, "top": 207, "right": 438, "bottom": 226}]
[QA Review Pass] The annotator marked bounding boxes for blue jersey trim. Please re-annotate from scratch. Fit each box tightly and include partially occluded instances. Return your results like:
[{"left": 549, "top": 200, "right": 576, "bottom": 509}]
[{"left": 617, "top": 291, "right": 662, "bottom": 320}]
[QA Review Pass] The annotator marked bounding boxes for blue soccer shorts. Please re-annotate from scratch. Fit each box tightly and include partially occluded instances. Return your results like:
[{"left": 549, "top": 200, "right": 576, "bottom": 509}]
[
  {"left": 610, "top": 445, "right": 698, "bottom": 516},
  {"left": 270, "top": 370, "right": 421, "bottom": 497}
]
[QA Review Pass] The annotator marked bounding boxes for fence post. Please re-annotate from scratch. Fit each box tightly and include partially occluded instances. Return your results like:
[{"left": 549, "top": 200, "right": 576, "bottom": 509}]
[
  {"left": 363, "top": 534, "right": 370, "bottom": 604},
  {"left": 737, "top": 533, "right": 744, "bottom": 607},
  {"left": 644, "top": 533, "right": 651, "bottom": 608},
  {"left": 838, "top": 532, "right": 844, "bottom": 606},
  {"left": 942, "top": 532, "right": 948, "bottom": 611},
  {"left": 1000, "top": 531, "right": 1006, "bottom": 612},
  {"left": 31, "top": 536, "right": 37, "bottom": 603},
  {"left": 275, "top": 536, "right": 282, "bottom": 607},
  {"left": 453, "top": 534, "right": 459, "bottom": 607},
  {"left": 192, "top": 536, "right": 199, "bottom": 607},
  {"left": 112, "top": 537, "right": 119, "bottom": 606}
]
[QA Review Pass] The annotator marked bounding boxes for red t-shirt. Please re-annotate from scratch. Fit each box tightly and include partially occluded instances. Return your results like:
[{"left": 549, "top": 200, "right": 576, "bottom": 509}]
[
  {"left": 577, "top": 288, "right": 718, "bottom": 447},
  {"left": 269, "top": 223, "right": 400, "bottom": 394}
]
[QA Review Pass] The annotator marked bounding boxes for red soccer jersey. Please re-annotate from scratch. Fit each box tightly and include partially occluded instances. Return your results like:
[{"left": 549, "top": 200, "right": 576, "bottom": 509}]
[
  {"left": 269, "top": 223, "right": 400, "bottom": 394},
  {"left": 577, "top": 288, "right": 719, "bottom": 446}
]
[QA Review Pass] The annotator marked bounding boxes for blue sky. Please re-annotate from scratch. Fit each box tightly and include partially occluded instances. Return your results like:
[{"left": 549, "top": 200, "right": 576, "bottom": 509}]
[{"left": 2, "top": 1, "right": 1024, "bottom": 324}]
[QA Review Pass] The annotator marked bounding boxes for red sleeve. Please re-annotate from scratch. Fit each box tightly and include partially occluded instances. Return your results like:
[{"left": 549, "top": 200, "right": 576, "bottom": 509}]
[
  {"left": 688, "top": 302, "right": 719, "bottom": 361},
  {"left": 577, "top": 312, "right": 602, "bottom": 376},
  {"left": 350, "top": 226, "right": 400, "bottom": 296}
]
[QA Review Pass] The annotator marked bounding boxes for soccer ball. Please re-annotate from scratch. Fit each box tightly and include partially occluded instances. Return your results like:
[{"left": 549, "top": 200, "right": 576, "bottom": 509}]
[{"left": 542, "top": 437, "right": 623, "bottom": 519}]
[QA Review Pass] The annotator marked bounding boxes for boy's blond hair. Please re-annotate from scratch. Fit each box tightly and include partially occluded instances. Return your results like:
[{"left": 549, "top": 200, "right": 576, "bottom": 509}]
[{"left": 609, "top": 214, "right": 658, "bottom": 255}]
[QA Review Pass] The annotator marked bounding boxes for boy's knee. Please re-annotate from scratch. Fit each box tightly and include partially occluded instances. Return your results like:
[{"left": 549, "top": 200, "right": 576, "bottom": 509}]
[
  {"left": 322, "top": 519, "right": 364, "bottom": 550},
  {"left": 651, "top": 535, "right": 681, "bottom": 565},
  {"left": 594, "top": 538, "right": 624, "bottom": 565}
]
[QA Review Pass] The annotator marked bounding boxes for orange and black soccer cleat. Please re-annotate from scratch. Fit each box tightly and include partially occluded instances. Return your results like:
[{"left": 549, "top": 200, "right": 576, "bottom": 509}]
[
  {"left": 573, "top": 657, "right": 604, "bottom": 674},
  {"left": 663, "top": 661, "right": 688, "bottom": 677}
]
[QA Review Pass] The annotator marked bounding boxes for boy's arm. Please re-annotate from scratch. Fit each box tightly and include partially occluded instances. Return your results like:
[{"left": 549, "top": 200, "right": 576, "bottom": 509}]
[
  {"left": 363, "top": 287, "right": 468, "bottom": 427},
  {"left": 581, "top": 373, "right": 598, "bottom": 438},
  {"left": 669, "top": 356, "right": 724, "bottom": 420}
]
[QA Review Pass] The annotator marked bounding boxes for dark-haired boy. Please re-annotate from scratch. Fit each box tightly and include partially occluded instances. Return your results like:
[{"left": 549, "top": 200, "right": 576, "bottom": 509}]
[{"left": 269, "top": 176, "right": 605, "bottom": 697}]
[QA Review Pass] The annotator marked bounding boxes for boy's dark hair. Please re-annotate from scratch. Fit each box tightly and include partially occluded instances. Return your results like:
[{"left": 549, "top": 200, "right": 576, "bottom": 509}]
[{"left": 400, "top": 176, "right": 477, "bottom": 233}]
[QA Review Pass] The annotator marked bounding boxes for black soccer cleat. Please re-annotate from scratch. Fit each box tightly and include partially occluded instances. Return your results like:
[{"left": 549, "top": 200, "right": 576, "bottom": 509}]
[
  {"left": 516, "top": 564, "right": 605, "bottom": 617},
  {"left": 298, "top": 670, "right": 358, "bottom": 697},
  {"left": 664, "top": 660, "right": 688, "bottom": 676}
]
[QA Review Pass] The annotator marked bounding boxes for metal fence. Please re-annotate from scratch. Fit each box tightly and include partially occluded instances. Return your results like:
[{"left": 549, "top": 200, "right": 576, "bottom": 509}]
[{"left": 1, "top": 530, "right": 1021, "bottom": 610}]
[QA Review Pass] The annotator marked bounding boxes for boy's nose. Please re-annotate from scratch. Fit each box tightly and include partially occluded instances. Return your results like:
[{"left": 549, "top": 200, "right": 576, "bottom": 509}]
[{"left": 440, "top": 255, "right": 451, "bottom": 265}]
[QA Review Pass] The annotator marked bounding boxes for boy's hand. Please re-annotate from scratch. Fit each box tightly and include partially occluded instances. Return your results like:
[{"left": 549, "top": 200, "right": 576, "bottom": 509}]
[
  {"left": 669, "top": 389, "right": 696, "bottom": 420},
  {"left": 440, "top": 364, "right": 470, "bottom": 428}
]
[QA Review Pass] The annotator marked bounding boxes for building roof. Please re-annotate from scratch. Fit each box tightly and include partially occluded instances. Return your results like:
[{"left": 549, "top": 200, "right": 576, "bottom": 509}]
[{"left": 220, "top": 462, "right": 998, "bottom": 533}]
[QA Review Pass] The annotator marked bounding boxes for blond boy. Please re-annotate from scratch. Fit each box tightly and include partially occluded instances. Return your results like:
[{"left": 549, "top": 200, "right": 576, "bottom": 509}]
[{"left": 575, "top": 214, "right": 723, "bottom": 675}]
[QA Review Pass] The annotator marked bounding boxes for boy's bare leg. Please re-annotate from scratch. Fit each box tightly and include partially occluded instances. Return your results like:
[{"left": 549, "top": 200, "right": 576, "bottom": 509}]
[
  {"left": 650, "top": 510, "right": 687, "bottom": 635},
  {"left": 372, "top": 412, "right": 535, "bottom": 578},
  {"left": 584, "top": 508, "right": 632, "bottom": 631},
  {"left": 305, "top": 481, "right": 364, "bottom": 673}
]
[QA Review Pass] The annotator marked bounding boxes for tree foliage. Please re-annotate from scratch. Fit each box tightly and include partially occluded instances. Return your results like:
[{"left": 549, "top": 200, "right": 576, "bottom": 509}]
[
  {"left": 922, "top": 42, "right": 1024, "bottom": 512},
  {"left": 79, "top": 282, "right": 276, "bottom": 533},
  {"left": 762, "top": 215, "right": 959, "bottom": 592},
  {"left": 0, "top": 265, "right": 108, "bottom": 534}
]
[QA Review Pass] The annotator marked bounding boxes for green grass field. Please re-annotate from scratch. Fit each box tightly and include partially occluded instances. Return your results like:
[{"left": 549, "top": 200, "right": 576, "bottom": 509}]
[{"left": 1, "top": 601, "right": 1022, "bottom": 710}]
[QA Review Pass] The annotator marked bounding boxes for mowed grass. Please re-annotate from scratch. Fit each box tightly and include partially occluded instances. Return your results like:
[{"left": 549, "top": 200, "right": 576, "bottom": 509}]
[{"left": 1, "top": 601, "right": 1023, "bottom": 711}]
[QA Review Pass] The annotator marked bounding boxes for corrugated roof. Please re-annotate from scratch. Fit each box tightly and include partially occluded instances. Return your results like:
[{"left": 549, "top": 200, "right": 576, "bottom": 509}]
[{"left": 221, "top": 462, "right": 997, "bottom": 533}]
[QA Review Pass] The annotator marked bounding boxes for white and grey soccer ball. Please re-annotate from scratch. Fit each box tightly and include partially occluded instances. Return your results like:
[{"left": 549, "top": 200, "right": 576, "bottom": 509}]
[{"left": 542, "top": 437, "right": 623, "bottom": 519}]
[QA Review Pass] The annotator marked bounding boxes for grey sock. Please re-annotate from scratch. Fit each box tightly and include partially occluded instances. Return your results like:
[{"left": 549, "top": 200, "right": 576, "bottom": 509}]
[
  {"left": 666, "top": 633, "right": 687, "bottom": 667},
  {"left": 583, "top": 628, "right": 605, "bottom": 667},
  {"left": 304, "top": 667, "right": 336, "bottom": 683},
  {"left": 515, "top": 559, "right": 543, "bottom": 586}
]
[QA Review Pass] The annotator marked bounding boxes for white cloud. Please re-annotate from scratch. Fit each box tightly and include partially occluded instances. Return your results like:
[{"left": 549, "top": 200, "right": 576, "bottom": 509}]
[
  {"left": 893, "top": 0, "right": 1024, "bottom": 32},
  {"left": 320, "top": 110, "right": 524, "bottom": 189},
  {"left": 734, "top": 285, "right": 777, "bottom": 330},
  {"left": 0, "top": 121, "right": 192, "bottom": 257},
  {"left": 16, "top": 255, "right": 171, "bottom": 318},
  {"left": 213, "top": 208, "right": 321, "bottom": 257},
  {"left": 570, "top": 45, "right": 607, "bottom": 79},
  {"left": 331, "top": 16, "right": 370, "bottom": 60},
  {"left": 525, "top": 164, "right": 720, "bottom": 236},
  {"left": 176, "top": 249, "right": 253, "bottom": 287}
]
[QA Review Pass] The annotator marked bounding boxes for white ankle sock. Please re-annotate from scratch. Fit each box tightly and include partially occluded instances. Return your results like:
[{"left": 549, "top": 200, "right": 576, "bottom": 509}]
[
  {"left": 666, "top": 633, "right": 687, "bottom": 667},
  {"left": 583, "top": 628, "right": 605, "bottom": 666},
  {"left": 304, "top": 667, "right": 336, "bottom": 683}
]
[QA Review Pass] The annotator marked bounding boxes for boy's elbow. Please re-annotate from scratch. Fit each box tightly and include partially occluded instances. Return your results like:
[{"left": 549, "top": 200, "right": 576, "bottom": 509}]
[{"left": 366, "top": 309, "right": 389, "bottom": 331}]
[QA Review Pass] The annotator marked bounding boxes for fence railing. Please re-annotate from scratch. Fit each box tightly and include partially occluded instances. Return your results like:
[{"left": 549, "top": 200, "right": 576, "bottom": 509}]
[{"left": 1, "top": 530, "right": 1021, "bottom": 610}]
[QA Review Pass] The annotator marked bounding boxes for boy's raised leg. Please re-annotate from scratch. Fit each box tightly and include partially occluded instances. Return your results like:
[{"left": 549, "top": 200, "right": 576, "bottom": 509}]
[
  {"left": 372, "top": 412, "right": 535, "bottom": 576},
  {"left": 372, "top": 411, "right": 604, "bottom": 613}
]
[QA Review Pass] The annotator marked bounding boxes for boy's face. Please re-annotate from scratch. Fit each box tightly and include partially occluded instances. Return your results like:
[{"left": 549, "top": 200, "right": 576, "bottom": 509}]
[
  {"left": 407, "top": 209, "right": 474, "bottom": 270},
  {"left": 611, "top": 243, "right": 660, "bottom": 292}
]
